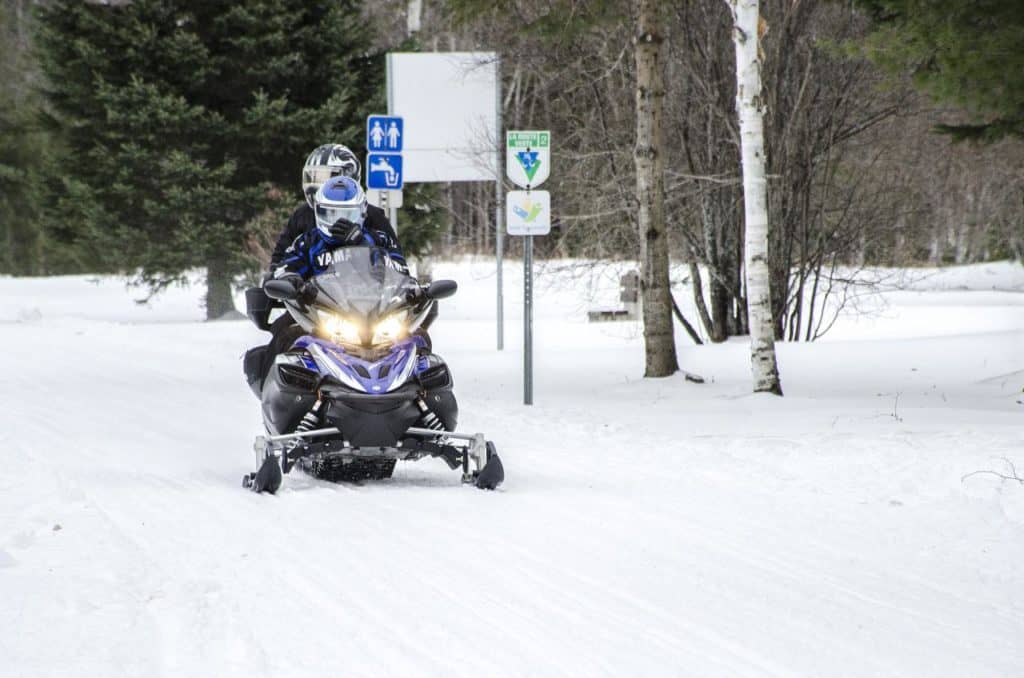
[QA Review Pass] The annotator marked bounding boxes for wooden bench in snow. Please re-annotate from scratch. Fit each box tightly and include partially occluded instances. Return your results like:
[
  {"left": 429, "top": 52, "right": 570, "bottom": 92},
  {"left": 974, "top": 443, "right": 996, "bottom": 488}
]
[
  {"left": 588, "top": 308, "right": 633, "bottom": 322},
  {"left": 587, "top": 271, "right": 639, "bottom": 323}
]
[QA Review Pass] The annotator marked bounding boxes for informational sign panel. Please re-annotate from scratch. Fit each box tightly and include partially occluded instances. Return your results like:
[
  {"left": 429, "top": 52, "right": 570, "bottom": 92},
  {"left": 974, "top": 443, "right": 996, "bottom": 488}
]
[
  {"left": 387, "top": 52, "right": 498, "bottom": 182},
  {"left": 366, "top": 153, "right": 404, "bottom": 190},
  {"left": 506, "top": 130, "right": 550, "bottom": 188},
  {"left": 367, "top": 115, "right": 404, "bottom": 152},
  {"left": 386, "top": 52, "right": 504, "bottom": 350},
  {"left": 506, "top": 190, "right": 551, "bottom": 236}
]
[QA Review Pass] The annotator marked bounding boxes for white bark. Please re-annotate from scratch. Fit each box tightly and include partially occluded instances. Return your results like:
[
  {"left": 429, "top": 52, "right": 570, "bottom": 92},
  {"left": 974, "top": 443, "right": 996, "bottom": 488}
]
[
  {"left": 407, "top": 0, "right": 423, "bottom": 36},
  {"left": 729, "top": 0, "right": 783, "bottom": 395}
]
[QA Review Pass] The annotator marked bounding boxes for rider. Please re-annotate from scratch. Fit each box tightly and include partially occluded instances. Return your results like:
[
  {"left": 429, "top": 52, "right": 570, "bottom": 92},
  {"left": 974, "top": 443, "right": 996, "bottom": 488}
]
[
  {"left": 269, "top": 143, "right": 402, "bottom": 269},
  {"left": 253, "top": 176, "right": 424, "bottom": 385},
  {"left": 273, "top": 175, "right": 407, "bottom": 279},
  {"left": 246, "top": 152, "right": 429, "bottom": 395}
]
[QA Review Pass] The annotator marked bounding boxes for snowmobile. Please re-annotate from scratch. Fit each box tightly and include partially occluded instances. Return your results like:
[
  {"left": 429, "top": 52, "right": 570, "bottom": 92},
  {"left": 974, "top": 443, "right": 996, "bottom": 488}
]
[{"left": 242, "top": 246, "right": 504, "bottom": 494}]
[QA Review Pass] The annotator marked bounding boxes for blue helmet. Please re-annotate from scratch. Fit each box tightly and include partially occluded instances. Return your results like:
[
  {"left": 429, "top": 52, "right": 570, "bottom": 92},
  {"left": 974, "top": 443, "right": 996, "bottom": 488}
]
[{"left": 313, "top": 176, "right": 368, "bottom": 236}]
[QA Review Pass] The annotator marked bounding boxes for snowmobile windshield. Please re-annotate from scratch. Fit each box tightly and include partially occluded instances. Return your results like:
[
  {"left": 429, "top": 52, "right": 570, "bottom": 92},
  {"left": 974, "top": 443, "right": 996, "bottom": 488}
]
[{"left": 309, "top": 247, "right": 414, "bottom": 318}]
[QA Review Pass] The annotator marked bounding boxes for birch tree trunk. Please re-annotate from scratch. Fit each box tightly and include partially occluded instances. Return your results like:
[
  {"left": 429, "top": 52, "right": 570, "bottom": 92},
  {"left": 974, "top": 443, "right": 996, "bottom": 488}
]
[
  {"left": 406, "top": 0, "right": 422, "bottom": 36},
  {"left": 634, "top": 0, "right": 678, "bottom": 378},
  {"left": 729, "top": 0, "right": 783, "bottom": 395}
]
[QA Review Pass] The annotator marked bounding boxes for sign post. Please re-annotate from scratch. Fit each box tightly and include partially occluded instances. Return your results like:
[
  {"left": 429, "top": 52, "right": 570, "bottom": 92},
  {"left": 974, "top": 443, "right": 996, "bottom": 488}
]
[
  {"left": 495, "top": 59, "right": 504, "bottom": 352},
  {"left": 506, "top": 130, "right": 551, "bottom": 406}
]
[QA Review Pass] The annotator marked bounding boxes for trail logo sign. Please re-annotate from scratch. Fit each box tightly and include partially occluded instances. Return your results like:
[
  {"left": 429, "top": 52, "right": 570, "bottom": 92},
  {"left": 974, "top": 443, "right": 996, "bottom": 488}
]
[
  {"left": 506, "top": 131, "right": 550, "bottom": 188},
  {"left": 506, "top": 190, "right": 551, "bottom": 235}
]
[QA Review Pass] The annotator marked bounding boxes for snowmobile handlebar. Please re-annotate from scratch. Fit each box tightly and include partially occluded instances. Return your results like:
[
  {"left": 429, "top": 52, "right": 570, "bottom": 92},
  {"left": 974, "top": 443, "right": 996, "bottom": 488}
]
[
  {"left": 263, "top": 277, "right": 300, "bottom": 301},
  {"left": 268, "top": 273, "right": 453, "bottom": 304},
  {"left": 264, "top": 276, "right": 318, "bottom": 305},
  {"left": 424, "top": 279, "right": 457, "bottom": 300}
]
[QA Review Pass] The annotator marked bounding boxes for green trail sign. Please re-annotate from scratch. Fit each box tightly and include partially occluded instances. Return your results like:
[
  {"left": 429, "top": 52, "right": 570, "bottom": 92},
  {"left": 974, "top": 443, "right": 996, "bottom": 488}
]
[{"left": 506, "top": 130, "right": 550, "bottom": 188}]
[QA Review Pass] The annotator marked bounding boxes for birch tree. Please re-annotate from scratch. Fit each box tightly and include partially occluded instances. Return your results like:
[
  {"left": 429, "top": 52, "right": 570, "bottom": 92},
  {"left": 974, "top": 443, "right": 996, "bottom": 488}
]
[
  {"left": 407, "top": 0, "right": 423, "bottom": 36},
  {"left": 634, "top": 0, "right": 678, "bottom": 377},
  {"left": 728, "top": 0, "right": 783, "bottom": 394}
]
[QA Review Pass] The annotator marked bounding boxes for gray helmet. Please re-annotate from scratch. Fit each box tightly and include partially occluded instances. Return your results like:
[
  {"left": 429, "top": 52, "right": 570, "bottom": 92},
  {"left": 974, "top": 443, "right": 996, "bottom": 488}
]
[{"left": 302, "top": 144, "right": 361, "bottom": 207}]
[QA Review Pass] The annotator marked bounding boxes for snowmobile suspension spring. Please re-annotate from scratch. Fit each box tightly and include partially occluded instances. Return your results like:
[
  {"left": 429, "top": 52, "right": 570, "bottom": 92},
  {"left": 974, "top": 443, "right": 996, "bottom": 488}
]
[
  {"left": 279, "top": 399, "right": 325, "bottom": 475},
  {"left": 416, "top": 398, "right": 446, "bottom": 432},
  {"left": 288, "top": 399, "right": 323, "bottom": 448}
]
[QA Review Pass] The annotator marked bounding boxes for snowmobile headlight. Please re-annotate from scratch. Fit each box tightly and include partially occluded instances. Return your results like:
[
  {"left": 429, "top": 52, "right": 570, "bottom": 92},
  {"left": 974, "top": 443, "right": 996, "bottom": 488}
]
[
  {"left": 372, "top": 313, "right": 408, "bottom": 345},
  {"left": 321, "top": 313, "right": 362, "bottom": 345}
]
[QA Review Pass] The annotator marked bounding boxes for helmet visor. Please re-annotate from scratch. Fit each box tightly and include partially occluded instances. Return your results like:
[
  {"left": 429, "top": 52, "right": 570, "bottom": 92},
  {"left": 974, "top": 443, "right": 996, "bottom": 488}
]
[
  {"left": 316, "top": 203, "right": 365, "bottom": 230},
  {"left": 303, "top": 166, "right": 335, "bottom": 188},
  {"left": 304, "top": 163, "right": 356, "bottom": 184}
]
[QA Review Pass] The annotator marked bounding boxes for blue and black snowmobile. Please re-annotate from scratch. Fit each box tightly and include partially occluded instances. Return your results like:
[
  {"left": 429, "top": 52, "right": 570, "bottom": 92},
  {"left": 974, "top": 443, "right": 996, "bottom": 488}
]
[{"left": 242, "top": 246, "right": 503, "bottom": 493}]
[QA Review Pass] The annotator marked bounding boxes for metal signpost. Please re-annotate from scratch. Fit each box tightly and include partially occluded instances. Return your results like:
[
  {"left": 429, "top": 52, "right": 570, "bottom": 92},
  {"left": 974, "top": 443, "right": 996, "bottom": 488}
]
[
  {"left": 506, "top": 130, "right": 551, "bottom": 405},
  {"left": 495, "top": 64, "right": 504, "bottom": 352},
  {"left": 366, "top": 114, "right": 404, "bottom": 226}
]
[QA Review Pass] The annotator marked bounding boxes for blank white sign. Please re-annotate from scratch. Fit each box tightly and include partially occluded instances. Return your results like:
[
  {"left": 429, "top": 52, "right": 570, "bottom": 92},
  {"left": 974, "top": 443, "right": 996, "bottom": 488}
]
[{"left": 387, "top": 52, "right": 498, "bottom": 183}]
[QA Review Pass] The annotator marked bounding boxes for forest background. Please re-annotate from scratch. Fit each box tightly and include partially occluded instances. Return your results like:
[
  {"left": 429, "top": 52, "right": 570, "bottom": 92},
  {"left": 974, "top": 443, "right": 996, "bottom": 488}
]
[{"left": 1, "top": 0, "right": 1021, "bottom": 338}]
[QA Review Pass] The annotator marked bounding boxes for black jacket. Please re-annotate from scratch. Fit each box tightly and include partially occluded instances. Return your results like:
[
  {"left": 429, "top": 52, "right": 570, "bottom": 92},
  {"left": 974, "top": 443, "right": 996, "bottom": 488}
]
[
  {"left": 269, "top": 204, "right": 316, "bottom": 268},
  {"left": 269, "top": 203, "right": 402, "bottom": 269}
]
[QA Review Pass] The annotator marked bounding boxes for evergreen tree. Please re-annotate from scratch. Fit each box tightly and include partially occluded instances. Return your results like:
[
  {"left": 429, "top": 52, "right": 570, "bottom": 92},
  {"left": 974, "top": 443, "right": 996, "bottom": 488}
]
[
  {"left": 35, "top": 0, "right": 374, "bottom": 317},
  {"left": 857, "top": 0, "right": 1024, "bottom": 140},
  {"left": 394, "top": 182, "right": 447, "bottom": 261},
  {"left": 0, "top": 0, "right": 47, "bottom": 275}
]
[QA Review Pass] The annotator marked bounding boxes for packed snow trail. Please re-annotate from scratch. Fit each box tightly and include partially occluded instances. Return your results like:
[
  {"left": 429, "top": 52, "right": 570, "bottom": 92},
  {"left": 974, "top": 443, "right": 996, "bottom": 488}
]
[{"left": 1, "top": 262, "right": 1023, "bottom": 677}]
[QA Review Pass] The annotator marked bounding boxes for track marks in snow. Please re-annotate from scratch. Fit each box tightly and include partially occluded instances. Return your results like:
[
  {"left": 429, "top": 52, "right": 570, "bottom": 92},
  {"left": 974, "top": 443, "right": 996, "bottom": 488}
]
[{"left": 3, "top": 271, "right": 1024, "bottom": 677}]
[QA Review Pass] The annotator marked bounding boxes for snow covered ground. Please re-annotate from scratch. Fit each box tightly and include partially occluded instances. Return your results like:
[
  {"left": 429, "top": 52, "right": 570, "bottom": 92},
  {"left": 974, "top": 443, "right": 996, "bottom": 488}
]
[{"left": 1, "top": 261, "right": 1022, "bottom": 677}]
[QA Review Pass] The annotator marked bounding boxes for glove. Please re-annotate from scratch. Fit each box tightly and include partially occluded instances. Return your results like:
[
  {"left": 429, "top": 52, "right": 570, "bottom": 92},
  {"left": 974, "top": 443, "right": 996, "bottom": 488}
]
[
  {"left": 297, "top": 281, "right": 318, "bottom": 305},
  {"left": 406, "top": 282, "right": 425, "bottom": 303},
  {"left": 329, "top": 218, "right": 364, "bottom": 245}
]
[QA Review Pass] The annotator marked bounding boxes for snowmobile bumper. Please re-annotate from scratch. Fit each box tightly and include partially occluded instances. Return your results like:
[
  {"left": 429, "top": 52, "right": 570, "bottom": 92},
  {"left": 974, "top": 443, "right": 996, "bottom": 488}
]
[{"left": 248, "top": 426, "right": 503, "bottom": 491}]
